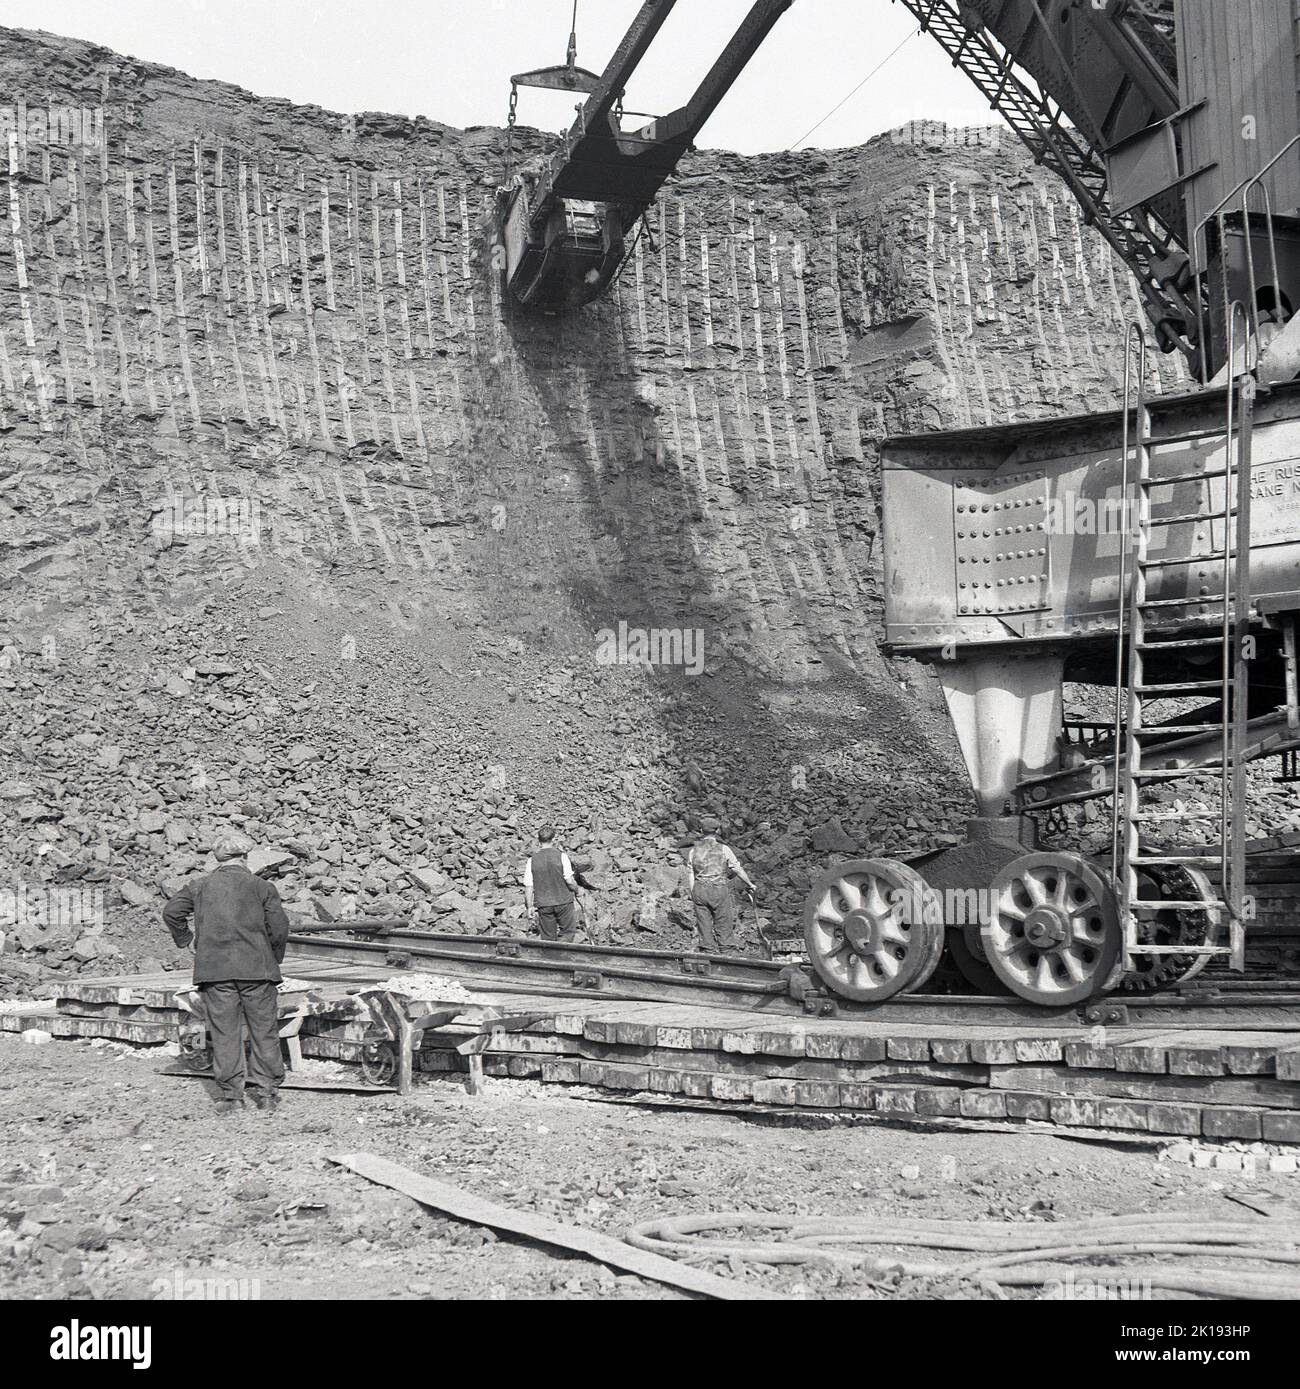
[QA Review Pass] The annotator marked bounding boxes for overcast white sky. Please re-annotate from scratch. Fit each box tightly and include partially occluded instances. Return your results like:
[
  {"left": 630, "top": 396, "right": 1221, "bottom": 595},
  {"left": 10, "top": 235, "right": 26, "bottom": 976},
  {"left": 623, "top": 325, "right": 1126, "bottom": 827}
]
[{"left": 7, "top": 0, "right": 1002, "bottom": 154}]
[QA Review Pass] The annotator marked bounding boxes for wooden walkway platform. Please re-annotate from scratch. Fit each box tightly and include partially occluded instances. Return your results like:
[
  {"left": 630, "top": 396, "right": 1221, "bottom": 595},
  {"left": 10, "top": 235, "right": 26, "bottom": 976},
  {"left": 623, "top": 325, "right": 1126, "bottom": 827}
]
[{"left": 4, "top": 953, "right": 1300, "bottom": 1143}]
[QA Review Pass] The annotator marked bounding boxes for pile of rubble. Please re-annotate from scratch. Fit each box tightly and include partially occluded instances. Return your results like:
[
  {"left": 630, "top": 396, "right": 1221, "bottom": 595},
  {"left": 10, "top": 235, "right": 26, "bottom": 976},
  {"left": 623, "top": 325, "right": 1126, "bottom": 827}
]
[
  {"left": 0, "top": 574, "right": 974, "bottom": 995},
  {"left": 368, "top": 975, "right": 475, "bottom": 1003}
]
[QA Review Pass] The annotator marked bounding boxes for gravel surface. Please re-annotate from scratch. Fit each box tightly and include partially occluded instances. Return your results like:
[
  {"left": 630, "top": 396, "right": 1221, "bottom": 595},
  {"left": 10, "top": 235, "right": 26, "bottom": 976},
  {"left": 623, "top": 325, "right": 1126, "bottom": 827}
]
[{"left": 1, "top": 1033, "right": 1291, "bottom": 1301}]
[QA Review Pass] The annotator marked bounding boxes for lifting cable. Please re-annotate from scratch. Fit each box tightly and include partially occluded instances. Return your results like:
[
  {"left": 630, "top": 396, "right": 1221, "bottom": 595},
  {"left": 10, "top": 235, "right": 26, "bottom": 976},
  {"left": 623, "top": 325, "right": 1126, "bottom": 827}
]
[
  {"left": 504, "top": 2, "right": 582, "bottom": 183},
  {"left": 628, "top": 1210, "right": 1300, "bottom": 1298},
  {"left": 568, "top": 0, "right": 580, "bottom": 70},
  {"left": 791, "top": 24, "right": 920, "bottom": 151}
]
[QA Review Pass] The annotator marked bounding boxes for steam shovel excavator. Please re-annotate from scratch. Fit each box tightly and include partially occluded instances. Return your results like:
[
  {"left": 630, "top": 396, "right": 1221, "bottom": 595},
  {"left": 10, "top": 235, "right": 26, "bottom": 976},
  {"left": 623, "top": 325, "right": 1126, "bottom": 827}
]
[{"left": 496, "top": 0, "right": 1300, "bottom": 1014}]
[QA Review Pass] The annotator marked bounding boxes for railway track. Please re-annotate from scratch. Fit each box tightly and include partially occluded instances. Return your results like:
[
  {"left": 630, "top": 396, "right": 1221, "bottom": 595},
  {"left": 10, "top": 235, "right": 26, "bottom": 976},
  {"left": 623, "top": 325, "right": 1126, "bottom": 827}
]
[{"left": 285, "top": 925, "right": 1300, "bottom": 1031}]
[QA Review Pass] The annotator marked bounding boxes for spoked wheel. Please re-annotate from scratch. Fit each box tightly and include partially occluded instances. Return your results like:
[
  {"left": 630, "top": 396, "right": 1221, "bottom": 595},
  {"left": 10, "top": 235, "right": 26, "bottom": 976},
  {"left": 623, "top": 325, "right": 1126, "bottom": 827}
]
[
  {"left": 982, "top": 852, "right": 1121, "bottom": 1006},
  {"left": 1119, "top": 864, "right": 1219, "bottom": 992},
  {"left": 360, "top": 1039, "right": 397, "bottom": 1087},
  {"left": 803, "top": 859, "right": 945, "bottom": 1002}
]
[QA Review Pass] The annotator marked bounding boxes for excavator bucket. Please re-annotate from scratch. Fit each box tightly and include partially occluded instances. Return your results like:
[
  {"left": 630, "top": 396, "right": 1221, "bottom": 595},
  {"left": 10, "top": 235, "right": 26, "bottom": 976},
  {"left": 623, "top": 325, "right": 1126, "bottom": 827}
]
[
  {"left": 497, "top": 0, "right": 794, "bottom": 312},
  {"left": 498, "top": 177, "right": 626, "bottom": 312}
]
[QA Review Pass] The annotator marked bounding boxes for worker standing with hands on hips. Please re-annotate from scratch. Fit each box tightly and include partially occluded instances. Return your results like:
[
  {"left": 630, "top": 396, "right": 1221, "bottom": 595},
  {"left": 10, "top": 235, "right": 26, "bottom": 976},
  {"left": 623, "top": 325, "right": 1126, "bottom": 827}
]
[
  {"left": 524, "top": 824, "right": 584, "bottom": 942},
  {"left": 162, "top": 832, "right": 290, "bottom": 1115},
  {"left": 687, "top": 816, "right": 756, "bottom": 955}
]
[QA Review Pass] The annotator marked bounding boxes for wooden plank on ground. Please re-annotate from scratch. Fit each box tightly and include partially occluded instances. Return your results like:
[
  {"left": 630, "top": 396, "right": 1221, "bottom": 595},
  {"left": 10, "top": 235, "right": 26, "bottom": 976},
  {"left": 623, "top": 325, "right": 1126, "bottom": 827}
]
[
  {"left": 330, "top": 1152, "right": 766, "bottom": 1300},
  {"left": 160, "top": 1063, "right": 390, "bottom": 1094}
]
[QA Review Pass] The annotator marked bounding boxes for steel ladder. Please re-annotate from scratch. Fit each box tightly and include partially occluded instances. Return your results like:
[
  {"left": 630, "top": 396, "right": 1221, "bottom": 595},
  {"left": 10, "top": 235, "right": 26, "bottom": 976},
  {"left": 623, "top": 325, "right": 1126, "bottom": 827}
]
[{"left": 1112, "top": 311, "right": 1255, "bottom": 975}]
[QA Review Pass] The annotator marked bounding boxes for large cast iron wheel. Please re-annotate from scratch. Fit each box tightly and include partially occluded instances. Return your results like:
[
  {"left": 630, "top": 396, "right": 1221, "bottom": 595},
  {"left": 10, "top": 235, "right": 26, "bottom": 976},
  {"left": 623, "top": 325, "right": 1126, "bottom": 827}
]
[
  {"left": 982, "top": 852, "right": 1121, "bottom": 1006},
  {"left": 803, "top": 859, "right": 945, "bottom": 1003}
]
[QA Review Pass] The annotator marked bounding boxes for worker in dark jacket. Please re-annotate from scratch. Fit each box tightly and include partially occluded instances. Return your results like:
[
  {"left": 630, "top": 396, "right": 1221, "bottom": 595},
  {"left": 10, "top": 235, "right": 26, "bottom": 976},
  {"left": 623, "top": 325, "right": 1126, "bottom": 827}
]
[
  {"left": 162, "top": 834, "right": 290, "bottom": 1114},
  {"left": 523, "top": 825, "right": 583, "bottom": 941}
]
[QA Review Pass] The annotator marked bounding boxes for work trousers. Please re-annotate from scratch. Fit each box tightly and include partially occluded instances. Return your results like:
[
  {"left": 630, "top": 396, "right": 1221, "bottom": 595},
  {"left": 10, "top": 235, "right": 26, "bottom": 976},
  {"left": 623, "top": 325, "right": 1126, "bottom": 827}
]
[
  {"left": 200, "top": 979, "right": 285, "bottom": 1101},
  {"left": 536, "top": 900, "right": 578, "bottom": 941},
  {"left": 692, "top": 881, "right": 736, "bottom": 954}
]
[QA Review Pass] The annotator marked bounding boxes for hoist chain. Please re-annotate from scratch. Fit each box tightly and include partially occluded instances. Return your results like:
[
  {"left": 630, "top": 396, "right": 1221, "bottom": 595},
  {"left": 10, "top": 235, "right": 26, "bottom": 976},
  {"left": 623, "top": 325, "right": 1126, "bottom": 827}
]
[{"left": 505, "top": 82, "right": 518, "bottom": 181}]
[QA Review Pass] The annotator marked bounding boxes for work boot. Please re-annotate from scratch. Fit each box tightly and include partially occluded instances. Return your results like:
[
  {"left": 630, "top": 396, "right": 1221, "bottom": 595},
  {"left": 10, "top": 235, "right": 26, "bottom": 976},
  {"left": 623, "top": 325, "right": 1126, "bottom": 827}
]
[
  {"left": 215, "top": 1096, "right": 245, "bottom": 1118},
  {"left": 250, "top": 1090, "right": 280, "bottom": 1114}
]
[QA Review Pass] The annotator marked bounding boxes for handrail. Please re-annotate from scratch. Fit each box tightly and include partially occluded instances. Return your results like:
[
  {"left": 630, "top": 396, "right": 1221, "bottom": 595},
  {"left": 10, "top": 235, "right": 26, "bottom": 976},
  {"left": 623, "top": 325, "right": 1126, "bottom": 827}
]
[
  {"left": 1221, "top": 301, "right": 1249, "bottom": 917},
  {"left": 1112, "top": 322, "right": 1146, "bottom": 886},
  {"left": 1191, "top": 135, "right": 1300, "bottom": 383},
  {"left": 1240, "top": 133, "right": 1300, "bottom": 346}
]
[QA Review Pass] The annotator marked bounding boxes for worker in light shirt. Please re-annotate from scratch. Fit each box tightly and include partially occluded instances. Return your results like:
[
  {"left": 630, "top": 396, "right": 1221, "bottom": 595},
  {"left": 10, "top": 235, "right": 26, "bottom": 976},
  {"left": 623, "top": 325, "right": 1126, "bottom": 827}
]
[
  {"left": 523, "top": 824, "right": 582, "bottom": 941},
  {"left": 686, "top": 816, "right": 756, "bottom": 955}
]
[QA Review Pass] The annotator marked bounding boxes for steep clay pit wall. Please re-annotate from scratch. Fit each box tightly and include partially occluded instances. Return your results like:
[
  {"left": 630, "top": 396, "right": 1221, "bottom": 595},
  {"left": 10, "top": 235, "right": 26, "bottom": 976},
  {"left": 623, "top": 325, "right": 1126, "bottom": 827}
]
[{"left": 0, "top": 28, "right": 1190, "bottom": 970}]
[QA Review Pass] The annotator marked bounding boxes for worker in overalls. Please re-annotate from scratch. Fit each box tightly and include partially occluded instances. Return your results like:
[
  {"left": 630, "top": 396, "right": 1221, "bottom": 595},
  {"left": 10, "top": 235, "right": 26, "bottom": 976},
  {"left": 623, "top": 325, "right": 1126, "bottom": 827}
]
[
  {"left": 162, "top": 833, "right": 290, "bottom": 1115},
  {"left": 686, "top": 818, "right": 756, "bottom": 955},
  {"left": 523, "top": 825, "right": 583, "bottom": 941}
]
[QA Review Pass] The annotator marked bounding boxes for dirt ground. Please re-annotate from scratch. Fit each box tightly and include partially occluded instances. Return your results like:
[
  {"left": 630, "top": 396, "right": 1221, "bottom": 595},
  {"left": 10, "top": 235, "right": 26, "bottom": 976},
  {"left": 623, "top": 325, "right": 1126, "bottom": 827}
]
[{"left": 3, "top": 1033, "right": 1296, "bottom": 1302}]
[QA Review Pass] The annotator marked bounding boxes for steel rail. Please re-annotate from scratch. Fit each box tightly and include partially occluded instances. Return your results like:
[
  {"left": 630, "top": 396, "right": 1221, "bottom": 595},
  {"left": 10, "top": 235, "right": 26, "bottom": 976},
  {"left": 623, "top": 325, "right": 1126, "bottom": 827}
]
[
  {"left": 284, "top": 929, "right": 1300, "bottom": 1030},
  {"left": 289, "top": 923, "right": 785, "bottom": 983}
]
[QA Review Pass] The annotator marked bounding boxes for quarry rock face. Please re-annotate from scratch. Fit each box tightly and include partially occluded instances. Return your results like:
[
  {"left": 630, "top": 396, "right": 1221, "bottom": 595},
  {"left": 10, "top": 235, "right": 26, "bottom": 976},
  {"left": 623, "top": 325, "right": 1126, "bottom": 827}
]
[{"left": 0, "top": 27, "right": 1192, "bottom": 982}]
